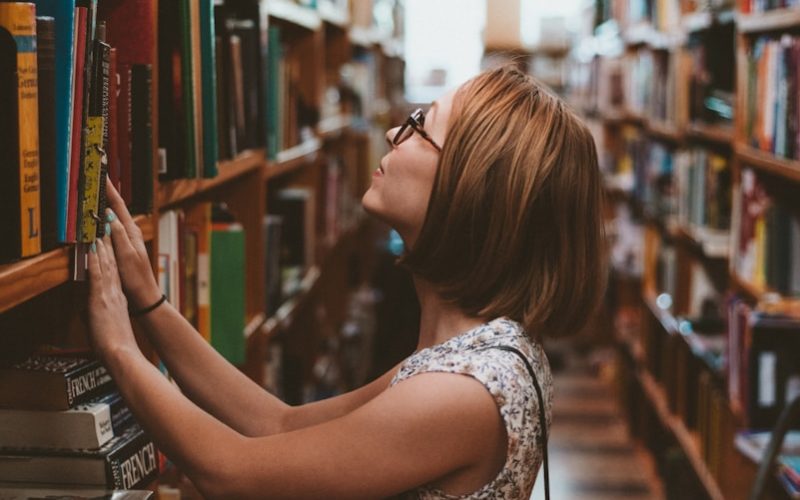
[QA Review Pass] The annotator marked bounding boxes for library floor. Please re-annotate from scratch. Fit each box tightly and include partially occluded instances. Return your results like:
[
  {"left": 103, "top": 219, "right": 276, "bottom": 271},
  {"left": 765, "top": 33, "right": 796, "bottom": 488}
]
[{"left": 531, "top": 344, "right": 665, "bottom": 500}]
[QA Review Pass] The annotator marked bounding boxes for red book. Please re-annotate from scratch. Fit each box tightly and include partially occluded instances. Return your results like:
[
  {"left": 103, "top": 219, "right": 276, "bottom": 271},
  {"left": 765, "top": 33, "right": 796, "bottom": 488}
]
[
  {"left": 66, "top": 6, "right": 88, "bottom": 242},
  {"left": 107, "top": 47, "right": 119, "bottom": 190},
  {"left": 97, "top": 0, "right": 155, "bottom": 66},
  {"left": 98, "top": 0, "right": 156, "bottom": 208}
]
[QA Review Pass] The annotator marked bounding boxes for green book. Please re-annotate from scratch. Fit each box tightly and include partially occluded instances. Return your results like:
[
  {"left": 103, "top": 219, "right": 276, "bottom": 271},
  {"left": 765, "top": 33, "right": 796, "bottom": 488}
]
[
  {"left": 199, "top": 0, "right": 218, "bottom": 178},
  {"left": 210, "top": 222, "right": 245, "bottom": 365},
  {"left": 266, "top": 25, "right": 281, "bottom": 160}
]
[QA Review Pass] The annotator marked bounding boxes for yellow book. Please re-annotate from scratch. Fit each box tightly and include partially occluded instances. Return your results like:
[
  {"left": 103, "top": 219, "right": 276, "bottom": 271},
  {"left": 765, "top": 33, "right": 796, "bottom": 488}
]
[
  {"left": 0, "top": 2, "right": 41, "bottom": 258},
  {"left": 79, "top": 116, "right": 104, "bottom": 242}
]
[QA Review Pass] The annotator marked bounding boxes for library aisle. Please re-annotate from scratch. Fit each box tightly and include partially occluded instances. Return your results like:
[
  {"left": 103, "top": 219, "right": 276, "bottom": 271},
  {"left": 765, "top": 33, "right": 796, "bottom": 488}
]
[{"left": 532, "top": 344, "right": 664, "bottom": 500}]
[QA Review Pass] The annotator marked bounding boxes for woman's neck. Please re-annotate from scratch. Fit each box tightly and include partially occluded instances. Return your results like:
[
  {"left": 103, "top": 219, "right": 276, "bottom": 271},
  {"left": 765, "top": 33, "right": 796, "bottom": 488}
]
[{"left": 413, "top": 276, "right": 487, "bottom": 351}]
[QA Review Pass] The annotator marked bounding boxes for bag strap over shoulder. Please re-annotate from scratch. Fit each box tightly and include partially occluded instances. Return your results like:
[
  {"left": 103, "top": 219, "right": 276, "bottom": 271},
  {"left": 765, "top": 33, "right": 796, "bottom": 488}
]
[{"left": 481, "top": 345, "right": 550, "bottom": 500}]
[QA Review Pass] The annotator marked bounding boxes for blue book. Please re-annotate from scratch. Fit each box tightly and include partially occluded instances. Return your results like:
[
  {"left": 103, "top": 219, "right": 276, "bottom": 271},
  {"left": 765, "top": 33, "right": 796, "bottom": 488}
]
[{"left": 33, "top": 0, "right": 76, "bottom": 243}]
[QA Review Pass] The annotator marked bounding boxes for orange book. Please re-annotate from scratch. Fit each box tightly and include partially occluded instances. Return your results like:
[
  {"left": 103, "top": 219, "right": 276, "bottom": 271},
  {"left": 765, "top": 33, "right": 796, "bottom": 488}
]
[
  {"left": 0, "top": 2, "right": 41, "bottom": 261},
  {"left": 185, "top": 203, "right": 212, "bottom": 342}
]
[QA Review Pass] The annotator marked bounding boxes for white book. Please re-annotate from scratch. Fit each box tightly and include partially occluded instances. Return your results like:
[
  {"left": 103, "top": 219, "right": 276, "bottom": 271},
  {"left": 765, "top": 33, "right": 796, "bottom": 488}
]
[{"left": 0, "top": 401, "right": 113, "bottom": 450}]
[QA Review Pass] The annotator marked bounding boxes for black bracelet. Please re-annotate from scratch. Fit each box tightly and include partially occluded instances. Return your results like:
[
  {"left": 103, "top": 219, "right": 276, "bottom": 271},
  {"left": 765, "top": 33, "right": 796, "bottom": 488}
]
[{"left": 129, "top": 294, "right": 167, "bottom": 317}]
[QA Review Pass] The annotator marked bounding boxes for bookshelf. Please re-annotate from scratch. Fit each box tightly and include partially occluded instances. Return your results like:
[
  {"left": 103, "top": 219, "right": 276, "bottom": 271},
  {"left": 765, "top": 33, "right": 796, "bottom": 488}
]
[
  {"left": 581, "top": 0, "right": 800, "bottom": 497},
  {"left": 0, "top": 0, "right": 405, "bottom": 493},
  {"left": 0, "top": 215, "right": 154, "bottom": 314}
]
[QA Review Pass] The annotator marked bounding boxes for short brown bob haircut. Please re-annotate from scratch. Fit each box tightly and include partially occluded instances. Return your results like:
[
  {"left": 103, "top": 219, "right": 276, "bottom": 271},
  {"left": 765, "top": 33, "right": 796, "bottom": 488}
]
[{"left": 401, "top": 65, "right": 607, "bottom": 339}]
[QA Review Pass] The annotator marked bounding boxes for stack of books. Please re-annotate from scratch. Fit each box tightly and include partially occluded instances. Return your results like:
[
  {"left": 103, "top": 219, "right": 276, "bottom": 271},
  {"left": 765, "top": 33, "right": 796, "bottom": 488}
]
[{"left": 0, "top": 354, "right": 158, "bottom": 491}]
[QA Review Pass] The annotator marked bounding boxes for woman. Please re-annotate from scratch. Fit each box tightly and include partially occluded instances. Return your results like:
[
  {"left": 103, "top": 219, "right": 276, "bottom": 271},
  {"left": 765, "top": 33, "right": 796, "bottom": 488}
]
[{"left": 88, "top": 65, "right": 606, "bottom": 499}]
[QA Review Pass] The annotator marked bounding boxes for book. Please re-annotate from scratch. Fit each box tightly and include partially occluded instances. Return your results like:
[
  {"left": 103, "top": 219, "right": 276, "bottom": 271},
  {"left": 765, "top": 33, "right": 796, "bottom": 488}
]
[
  {"left": 199, "top": 0, "right": 218, "bottom": 178},
  {"left": 735, "top": 430, "right": 800, "bottom": 463},
  {"left": 97, "top": 0, "right": 156, "bottom": 207},
  {"left": 33, "top": 0, "right": 77, "bottom": 244},
  {"left": 93, "top": 25, "right": 111, "bottom": 239},
  {"left": 0, "top": 391, "right": 132, "bottom": 449},
  {"left": 0, "top": 355, "right": 113, "bottom": 411},
  {"left": 66, "top": 6, "right": 88, "bottom": 243},
  {"left": 158, "top": 210, "right": 181, "bottom": 307},
  {"left": 211, "top": 220, "right": 246, "bottom": 365},
  {"left": 0, "top": 424, "right": 157, "bottom": 490},
  {"left": 0, "top": 2, "right": 41, "bottom": 263},
  {"left": 263, "top": 214, "right": 283, "bottom": 315},
  {"left": 184, "top": 203, "right": 212, "bottom": 341},
  {"left": 129, "top": 64, "right": 152, "bottom": 214},
  {"left": 0, "top": 485, "right": 153, "bottom": 499},
  {"left": 36, "top": 16, "right": 58, "bottom": 252},
  {"left": 746, "top": 313, "right": 800, "bottom": 429}
]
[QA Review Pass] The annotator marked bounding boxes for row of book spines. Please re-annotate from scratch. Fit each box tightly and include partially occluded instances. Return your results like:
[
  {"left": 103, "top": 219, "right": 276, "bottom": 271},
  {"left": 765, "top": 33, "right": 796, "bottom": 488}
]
[
  {"left": 675, "top": 150, "right": 731, "bottom": 231},
  {"left": 739, "top": 0, "right": 800, "bottom": 14},
  {"left": 746, "top": 35, "right": 800, "bottom": 161},
  {"left": 158, "top": 188, "right": 324, "bottom": 363},
  {"left": 733, "top": 168, "right": 800, "bottom": 296},
  {"left": 159, "top": 205, "right": 245, "bottom": 365},
  {"left": 0, "top": 2, "right": 155, "bottom": 265},
  {"left": 622, "top": 130, "right": 732, "bottom": 229}
]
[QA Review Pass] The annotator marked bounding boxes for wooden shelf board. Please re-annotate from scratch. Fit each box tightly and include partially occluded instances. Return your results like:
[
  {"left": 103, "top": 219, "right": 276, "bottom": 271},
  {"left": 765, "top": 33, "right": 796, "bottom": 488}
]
[
  {"left": 265, "top": 139, "right": 321, "bottom": 180},
  {"left": 638, "top": 370, "right": 725, "bottom": 500},
  {"left": 318, "top": 2, "right": 349, "bottom": 28},
  {"left": 737, "top": 8, "right": 800, "bottom": 34},
  {"left": 682, "top": 11, "right": 713, "bottom": 33},
  {"left": 647, "top": 121, "right": 684, "bottom": 142},
  {"left": 735, "top": 144, "right": 800, "bottom": 183},
  {"left": 244, "top": 312, "right": 267, "bottom": 340},
  {"left": 349, "top": 26, "right": 380, "bottom": 48},
  {"left": 0, "top": 215, "right": 153, "bottom": 313},
  {"left": 672, "top": 225, "right": 730, "bottom": 260},
  {"left": 624, "top": 23, "right": 683, "bottom": 49},
  {"left": 730, "top": 271, "right": 800, "bottom": 316},
  {"left": 266, "top": 1, "right": 322, "bottom": 31},
  {"left": 643, "top": 289, "right": 680, "bottom": 335},
  {"left": 156, "top": 149, "right": 265, "bottom": 209},
  {"left": 318, "top": 114, "right": 352, "bottom": 139},
  {"left": 688, "top": 123, "right": 734, "bottom": 146}
]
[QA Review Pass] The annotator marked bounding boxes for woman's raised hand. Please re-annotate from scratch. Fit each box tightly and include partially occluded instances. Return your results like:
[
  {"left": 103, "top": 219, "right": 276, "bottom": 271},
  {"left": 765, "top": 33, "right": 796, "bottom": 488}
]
[{"left": 103, "top": 178, "right": 162, "bottom": 311}]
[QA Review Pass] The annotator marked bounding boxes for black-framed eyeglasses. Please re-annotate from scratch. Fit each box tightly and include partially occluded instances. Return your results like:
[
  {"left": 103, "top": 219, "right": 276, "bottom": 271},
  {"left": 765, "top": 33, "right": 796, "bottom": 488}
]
[{"left": 392, "top": 108, "right": 442, "bottom": 152}]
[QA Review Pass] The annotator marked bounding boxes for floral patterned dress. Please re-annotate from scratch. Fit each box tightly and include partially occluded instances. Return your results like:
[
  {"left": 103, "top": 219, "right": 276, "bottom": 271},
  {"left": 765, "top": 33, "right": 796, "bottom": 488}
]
[{"left": 390, "top": 317, "right": 553, "bottom": 500}]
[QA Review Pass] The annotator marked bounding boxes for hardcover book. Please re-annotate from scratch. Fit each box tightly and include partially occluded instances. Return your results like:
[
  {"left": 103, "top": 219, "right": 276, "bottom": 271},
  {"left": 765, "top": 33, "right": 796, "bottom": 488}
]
[
  {"left": 0, "top": 355, "right": 113, "bottom": 411},
  {"left": 0, "top": 2, "right": 42, "bottom": 263},
  {"left": 0, "top": 391, "right": 132, "bottom": 449},
  {"left": 36, "top": 16, "right": 58, "bottom": 251},
  {"left": 211, "top": 221, "right": 246, "bottom": 365},
  {"left": 33, "top": 0, "right": 78, "bottom": 244},
  {"left": 0, "top": 425, "right": 158, "bottom": 490}
]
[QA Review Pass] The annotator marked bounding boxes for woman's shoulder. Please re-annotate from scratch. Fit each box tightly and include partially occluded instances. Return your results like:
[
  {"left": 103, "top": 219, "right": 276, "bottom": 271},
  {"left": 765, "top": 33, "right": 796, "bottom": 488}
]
[{"left": 391, "top": 317, "right": 549, "bottom": 389}]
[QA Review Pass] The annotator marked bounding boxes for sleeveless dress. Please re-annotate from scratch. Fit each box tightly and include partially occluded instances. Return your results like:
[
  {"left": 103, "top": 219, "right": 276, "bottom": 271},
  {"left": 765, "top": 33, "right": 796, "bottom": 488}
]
[{"left": 390, "top": 317, "right": 553, "bottom": 500}]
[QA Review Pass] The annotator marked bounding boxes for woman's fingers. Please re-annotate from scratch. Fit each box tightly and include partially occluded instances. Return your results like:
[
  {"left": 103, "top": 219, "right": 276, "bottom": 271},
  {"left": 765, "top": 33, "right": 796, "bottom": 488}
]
[
  {"left": 88, "top": 242, "right": 102, "bottom": 285},
  {"left": 106, "top": 207, "right": 135, "bottom": 257},
  {"left": 105, "top": 178, "right": 139, "bottom": 236},
  {"left": 102, "top": 234, "right": 121, "bottom": 288}
]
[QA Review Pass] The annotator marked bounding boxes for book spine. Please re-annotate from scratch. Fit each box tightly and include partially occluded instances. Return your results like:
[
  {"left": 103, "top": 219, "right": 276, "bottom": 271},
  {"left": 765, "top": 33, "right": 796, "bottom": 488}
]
[
  {"left": 0, "top": 4, "right": 41, "bottom": 259},
  {"left": 95, "top": 37, "right": 111, "bottom": 238},
  {"left": 107, "top": 47, "right": 119, "bottom": 191},
  {"left": 200, "top": 0, "right": 218, "bottom": 177},
  {"left": 64, "top": 361, "right": 113, "bottom": 407},
  {"left": 106, "top": 427, "right": 158, "bottom": 489},
  {"left": 67, "top": 6, "right": 88, "bottom": 243},
  {"left": 34, "top": 1, "right": 77, "bottom": 244},
  {"left": 36, "top": 16, "right": 58, "bottom": 251},
  {"left": 130, "top": 64, "right": 152, "bottom": 214},
  {"left": 180, "top": 0, "right": 196, "bottom": 179},
  {"left": 78, "top": 115, "right": 103, "bottom": 242},
  {"left": 117, "top": 63, "right": 132, "bottom": 204}
]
